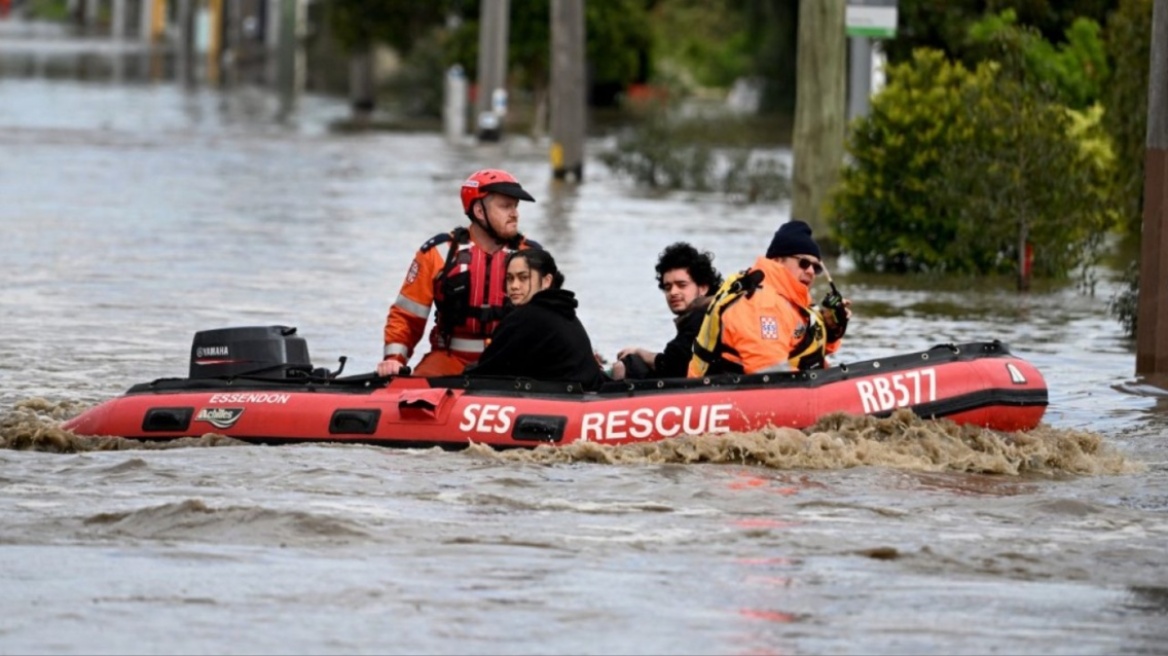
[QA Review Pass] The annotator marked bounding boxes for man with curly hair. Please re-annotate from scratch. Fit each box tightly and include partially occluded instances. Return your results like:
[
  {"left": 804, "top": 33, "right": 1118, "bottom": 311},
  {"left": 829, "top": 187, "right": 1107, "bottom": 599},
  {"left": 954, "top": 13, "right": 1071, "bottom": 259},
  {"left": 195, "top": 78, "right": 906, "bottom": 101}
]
[{"left": 615, "top": 242, "right": 723, "bottom": 379}]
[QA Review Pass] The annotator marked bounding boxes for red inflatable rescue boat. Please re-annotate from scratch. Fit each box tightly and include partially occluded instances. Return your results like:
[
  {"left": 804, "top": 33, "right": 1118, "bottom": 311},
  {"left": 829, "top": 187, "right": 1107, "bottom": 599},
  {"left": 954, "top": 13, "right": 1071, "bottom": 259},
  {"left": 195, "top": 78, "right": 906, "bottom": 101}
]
[{"left": 62, "top": 326, "right": 1049, "bottom": 448}]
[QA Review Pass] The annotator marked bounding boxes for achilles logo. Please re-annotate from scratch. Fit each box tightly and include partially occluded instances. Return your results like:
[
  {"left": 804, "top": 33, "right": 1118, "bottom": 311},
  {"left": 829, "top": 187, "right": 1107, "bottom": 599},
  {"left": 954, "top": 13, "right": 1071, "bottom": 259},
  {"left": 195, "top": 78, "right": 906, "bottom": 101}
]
[
  {"left": 195, "top": 407, "right": 245, "bottom": 429},
  {"left": 1006, "top": 363, "right": 1027, "bottom": 384}
]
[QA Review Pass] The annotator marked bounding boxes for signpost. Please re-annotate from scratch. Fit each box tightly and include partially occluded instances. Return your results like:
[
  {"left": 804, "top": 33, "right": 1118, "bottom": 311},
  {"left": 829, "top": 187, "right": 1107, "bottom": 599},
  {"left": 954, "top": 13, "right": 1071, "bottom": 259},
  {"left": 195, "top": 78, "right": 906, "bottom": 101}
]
[
  {"left": 845, "top": 0, "right": 897, "bottom": 38},
  {"left": 845, "top": 0, "right": 896, "bottom": 121}
]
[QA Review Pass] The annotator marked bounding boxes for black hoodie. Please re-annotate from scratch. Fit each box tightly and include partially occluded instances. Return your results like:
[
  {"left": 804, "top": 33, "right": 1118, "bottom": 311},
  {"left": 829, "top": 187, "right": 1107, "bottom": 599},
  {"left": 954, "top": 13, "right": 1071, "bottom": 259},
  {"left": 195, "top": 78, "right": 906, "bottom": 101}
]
[
  {"left": 654, "top": 295, "right": 712, "bottom": 377},
  {"left": 464, "top": 288, "right": 607, "bottom": 390}
]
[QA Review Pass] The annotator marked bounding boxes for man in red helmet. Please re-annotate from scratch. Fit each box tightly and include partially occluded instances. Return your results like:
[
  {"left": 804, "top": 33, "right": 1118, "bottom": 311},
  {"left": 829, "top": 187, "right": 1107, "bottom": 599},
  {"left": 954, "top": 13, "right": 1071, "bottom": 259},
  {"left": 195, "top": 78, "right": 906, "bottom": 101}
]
[{"left": 377, "top": 169, "right": 540, "bottom": 377}]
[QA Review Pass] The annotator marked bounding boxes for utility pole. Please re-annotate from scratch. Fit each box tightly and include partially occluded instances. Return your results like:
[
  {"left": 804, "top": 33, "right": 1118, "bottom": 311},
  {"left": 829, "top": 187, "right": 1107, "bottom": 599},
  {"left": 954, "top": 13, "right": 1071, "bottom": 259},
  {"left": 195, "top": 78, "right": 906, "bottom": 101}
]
[
  {"left": 207, "top": 0, "right": 223, "bottom": 84},
  {"left": 1137, "top": 0, "right": 1168, "bottom": 380},
  {"left": 847, "top": 36, "right": 872, "bottom": 121},
  {"left": 111, "top": 0, "right": 126, "bottom": 40},
  {"left": 549, "top": 0, "right": 585, "bottom": 181},
  {"left": 349, "top": 46, "right": 375, "bottom": 125},
  {"left": 83, "top": 0, "right": 97, "bottom": 33},
  {"left": 275, "top": 0, "right": 302, "bottom": 113},
  {"left": 176, "top": 0, "right": 195, "bottom": 86},
  {"left": 223, "top": 0, "right": 240, "bottom": 85},
  {"left": 475, "top": 0, "right": 510, "bottom": 141},
  {"left": 138, "top": 0, "right": 154, "bottom": 43},
  {"left": 791, "top": 0, "right": 846, "bottom": 235}
]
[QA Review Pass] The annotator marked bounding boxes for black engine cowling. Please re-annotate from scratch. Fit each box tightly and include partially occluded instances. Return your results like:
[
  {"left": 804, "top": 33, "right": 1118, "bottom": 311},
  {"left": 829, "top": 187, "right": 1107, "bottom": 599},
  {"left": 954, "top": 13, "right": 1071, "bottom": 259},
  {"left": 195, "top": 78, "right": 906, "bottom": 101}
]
[{"left": 189, "top": 325, "right": 313, "bottom": 379}]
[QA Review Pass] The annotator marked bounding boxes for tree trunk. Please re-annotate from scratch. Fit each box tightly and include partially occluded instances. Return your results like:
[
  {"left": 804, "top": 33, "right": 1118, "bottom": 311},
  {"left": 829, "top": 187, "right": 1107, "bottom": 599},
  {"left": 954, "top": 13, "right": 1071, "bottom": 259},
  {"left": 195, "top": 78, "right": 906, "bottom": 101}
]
[{"left": 791, "top": 0, "right": 846, "bottom": 240}]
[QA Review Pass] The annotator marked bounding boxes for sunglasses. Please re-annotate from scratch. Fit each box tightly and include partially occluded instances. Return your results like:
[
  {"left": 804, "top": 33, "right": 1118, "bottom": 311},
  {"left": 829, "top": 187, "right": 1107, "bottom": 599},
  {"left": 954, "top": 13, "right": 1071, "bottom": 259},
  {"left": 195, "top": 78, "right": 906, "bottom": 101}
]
[{"left": 787, "top": 257, "right": 824, "bottom": 275}]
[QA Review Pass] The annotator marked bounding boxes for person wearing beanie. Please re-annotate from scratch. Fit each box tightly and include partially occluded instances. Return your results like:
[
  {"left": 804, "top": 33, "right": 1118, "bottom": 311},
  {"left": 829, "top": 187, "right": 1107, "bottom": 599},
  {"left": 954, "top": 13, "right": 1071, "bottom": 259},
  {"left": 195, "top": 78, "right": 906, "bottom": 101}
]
[{"left": 688, "top": 219, "right": 852, "bottom": 376}]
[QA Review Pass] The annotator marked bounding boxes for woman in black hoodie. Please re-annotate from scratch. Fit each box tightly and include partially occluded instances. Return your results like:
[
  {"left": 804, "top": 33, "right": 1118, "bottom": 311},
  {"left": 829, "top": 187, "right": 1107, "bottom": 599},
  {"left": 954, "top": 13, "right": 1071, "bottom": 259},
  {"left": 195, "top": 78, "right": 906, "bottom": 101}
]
[{"left": 463, "top": 249, "right": 607, "bottom": 390}]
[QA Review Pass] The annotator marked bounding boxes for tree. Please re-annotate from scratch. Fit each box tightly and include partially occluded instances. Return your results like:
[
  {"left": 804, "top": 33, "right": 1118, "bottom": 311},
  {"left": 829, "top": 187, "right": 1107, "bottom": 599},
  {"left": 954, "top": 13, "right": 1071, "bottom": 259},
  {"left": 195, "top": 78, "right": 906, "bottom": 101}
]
[
  {"left": 830, "top": 49, "right": 1112, "bottom": 282},
  {"left": 1101, "top": 0, "right": 1153, "bottom": 237},
  {"left": 329, "top": 0, "right": 451, "bottom": 54},
  {"left": 964, "top": 10, "right": 1109, "bottom": 109},
  {"left": 885, "top": 0, "right": 1118, "bottom": 65}
]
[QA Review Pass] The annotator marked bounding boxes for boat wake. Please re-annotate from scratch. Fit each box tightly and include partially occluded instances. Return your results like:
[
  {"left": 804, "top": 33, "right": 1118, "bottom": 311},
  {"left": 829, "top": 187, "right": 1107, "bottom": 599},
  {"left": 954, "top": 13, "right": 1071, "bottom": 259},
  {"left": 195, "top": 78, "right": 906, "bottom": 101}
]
[
  {"left": 2, "top": 398, "right": 1136, "bottom": 476},
  {"left": 471, "top": 410, "right": 1137, "bottom": 476}
]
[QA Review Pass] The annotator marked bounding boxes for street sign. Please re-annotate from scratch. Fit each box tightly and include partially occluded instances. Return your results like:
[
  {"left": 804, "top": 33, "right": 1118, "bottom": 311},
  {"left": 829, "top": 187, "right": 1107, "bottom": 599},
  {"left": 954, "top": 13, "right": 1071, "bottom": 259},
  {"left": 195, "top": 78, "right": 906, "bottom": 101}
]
[{"left": 846, "top": 0, "right": 898, "bottom": 38}]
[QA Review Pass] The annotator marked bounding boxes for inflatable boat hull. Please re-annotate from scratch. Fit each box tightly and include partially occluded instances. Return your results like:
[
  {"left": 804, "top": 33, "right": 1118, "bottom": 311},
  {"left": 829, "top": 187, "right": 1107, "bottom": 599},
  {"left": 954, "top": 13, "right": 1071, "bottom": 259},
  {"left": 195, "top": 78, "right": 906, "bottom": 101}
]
[{"left": 62, "top": 341, "right": 1048, "bottom": 448}]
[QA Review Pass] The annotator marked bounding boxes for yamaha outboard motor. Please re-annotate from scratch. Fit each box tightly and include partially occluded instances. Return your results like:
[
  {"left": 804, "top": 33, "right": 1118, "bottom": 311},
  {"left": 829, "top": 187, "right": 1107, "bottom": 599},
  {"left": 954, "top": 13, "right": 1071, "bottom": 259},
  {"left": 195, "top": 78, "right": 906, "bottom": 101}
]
[{"left": 189, "top": 325, "right": 313, "bottom": 379}]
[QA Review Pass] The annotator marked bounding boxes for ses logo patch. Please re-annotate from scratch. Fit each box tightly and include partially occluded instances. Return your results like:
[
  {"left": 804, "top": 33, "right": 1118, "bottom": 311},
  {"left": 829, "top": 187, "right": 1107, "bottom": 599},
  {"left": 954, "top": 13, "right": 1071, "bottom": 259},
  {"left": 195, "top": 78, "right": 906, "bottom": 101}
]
[{"left": 760, "top": 316, "right": 779, "bottom": 340}]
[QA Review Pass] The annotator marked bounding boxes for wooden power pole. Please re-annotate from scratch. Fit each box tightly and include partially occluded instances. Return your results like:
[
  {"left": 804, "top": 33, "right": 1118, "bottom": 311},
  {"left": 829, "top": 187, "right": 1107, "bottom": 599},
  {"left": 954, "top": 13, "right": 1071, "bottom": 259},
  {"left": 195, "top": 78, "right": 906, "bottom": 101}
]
[
  {"left": 475, "top": 0, "right": 510, "bottom": 141},
  {"left": 791, "top": 0, "right": 846, "bottom": 236},
  {"left": 550, "top": 0, "right": 585, "bottom": 181},
  {"left": 1137, "top": 0, "right": 1168, "bottom": 379}
]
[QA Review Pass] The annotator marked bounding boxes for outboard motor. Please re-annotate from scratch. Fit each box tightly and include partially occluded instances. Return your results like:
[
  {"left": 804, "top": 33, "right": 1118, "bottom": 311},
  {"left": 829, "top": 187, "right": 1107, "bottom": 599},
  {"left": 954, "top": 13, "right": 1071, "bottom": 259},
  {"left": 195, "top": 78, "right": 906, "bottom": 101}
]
[{"left": 189, "top": 325, "right": 313, "bottom": 379}]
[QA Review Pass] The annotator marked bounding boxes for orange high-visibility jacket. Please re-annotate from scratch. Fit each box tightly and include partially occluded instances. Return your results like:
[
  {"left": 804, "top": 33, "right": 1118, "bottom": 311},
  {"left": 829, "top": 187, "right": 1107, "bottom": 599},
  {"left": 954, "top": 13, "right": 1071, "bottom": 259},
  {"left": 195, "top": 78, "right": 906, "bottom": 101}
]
[
  {"left": 383, "top": 228, "right": 536, "bottom": 365},
  {"left": 689, "top": 256, "right": 840, "bottom": 375}
]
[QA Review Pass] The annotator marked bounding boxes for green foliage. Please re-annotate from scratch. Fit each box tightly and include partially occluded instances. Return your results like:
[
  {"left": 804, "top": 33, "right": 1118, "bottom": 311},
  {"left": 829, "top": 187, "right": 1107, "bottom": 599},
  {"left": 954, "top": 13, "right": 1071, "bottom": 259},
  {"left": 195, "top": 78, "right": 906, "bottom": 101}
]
[
  {"left": 328, "top": 0, "right": 450, "bottom": 53},
  {"left": 1100, "top": 0, "right": 1152, "bottom": 238},
  {"left": 965, "top": 10, "right": 1109, "bottom": 108},
  {"left": 830, "top": 49, "right": 1112, "bottom": 278},
  {"left": 1109, "top": 260, "right": 1139, "bottom": 338},
  {"left": 443, "top": 0, "right": 652, "bottom": 95},
  {"left": 648, "top": 0, "right": 755, "bottom": 89},
  {"left": 25, "top": 0, "right": 70, "bottom": 21},
  {"left": 886, "top": 0, "right": 1118, "bottom": 65},
  {"left": 884, "top": 0, "right": 985, "bottom": 64},
  {"left": 381, "top": 31, "right": 451, "bottom": 118}
]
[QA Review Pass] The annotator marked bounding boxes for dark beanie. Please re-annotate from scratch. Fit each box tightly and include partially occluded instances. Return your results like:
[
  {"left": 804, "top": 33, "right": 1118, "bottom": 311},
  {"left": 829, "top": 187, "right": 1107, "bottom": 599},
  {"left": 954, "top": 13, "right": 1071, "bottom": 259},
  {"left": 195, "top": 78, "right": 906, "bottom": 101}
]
[{"left": 765, "top": 220, "right": 821, "bottom": 260}]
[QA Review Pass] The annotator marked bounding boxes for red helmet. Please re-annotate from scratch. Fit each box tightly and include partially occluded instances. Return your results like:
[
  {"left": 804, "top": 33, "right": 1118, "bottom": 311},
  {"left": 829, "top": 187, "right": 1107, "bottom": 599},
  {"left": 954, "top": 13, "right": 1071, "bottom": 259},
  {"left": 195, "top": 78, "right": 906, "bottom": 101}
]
[{"left": 460, "top": 169, "right": 536, "bottom": 216}]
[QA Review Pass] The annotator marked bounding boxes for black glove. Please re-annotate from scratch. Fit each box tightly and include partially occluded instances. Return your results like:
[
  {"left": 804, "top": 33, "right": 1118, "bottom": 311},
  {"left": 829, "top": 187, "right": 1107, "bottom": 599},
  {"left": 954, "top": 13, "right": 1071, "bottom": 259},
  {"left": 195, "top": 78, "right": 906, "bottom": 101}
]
[{"left": 821, "top": 291, "right": 848, "bottom": 342}]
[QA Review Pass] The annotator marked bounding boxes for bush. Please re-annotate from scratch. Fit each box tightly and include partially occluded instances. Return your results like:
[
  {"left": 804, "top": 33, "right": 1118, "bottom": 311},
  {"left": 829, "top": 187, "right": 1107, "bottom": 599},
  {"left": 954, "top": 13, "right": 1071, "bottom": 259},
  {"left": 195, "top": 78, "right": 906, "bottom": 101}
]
[
  {"left": 25, "top": 0, "right": 71, "bottom": 20},
  {"left": 830, "top": 49, "right": 1113, "bottom": 279},
  {"left": 1109, "top": 260, "right": 1139, "bottom": 338}
]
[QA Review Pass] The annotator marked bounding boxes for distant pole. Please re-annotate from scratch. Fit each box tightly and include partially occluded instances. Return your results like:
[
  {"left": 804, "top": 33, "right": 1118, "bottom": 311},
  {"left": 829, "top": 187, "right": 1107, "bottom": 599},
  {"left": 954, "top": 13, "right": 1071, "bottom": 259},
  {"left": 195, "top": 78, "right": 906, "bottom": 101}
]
[
  {"left": 176, "top": 0, "right": 195, "bottom": 85},
  {"left": 847, "top": 36, "right": 871, "bottom": 121},
  {"left": 475, "top": 0, "right": 510, "bottom": 142},
  {"left": 138, "top": 0, "right": 153, "bottom": 42},
  {"left": 1136, "top": 0, "right": 1168, "bottom": 379},
  {"left": 264, "top": 0, "right": 280, "bottom": 85},
  {"left": 84, "top": 0, "right": 97, "bottom": 32},
  {"left": 550, "top": 0, "right": 585, "bottom": 181},
  {"left": 207, "top": 0, "right": 223, "bottom": 84},
  {"left": 111, "top": 0, "right": 126, "bottom": 39},
  {"left": 349, "top": 46, "right": 375, "bottom": 125},
  {"left": 223, "top": 0, "right": 241, "bottom": 85},
  {"left": 791, "top": 0, "right": 846, "bottom": 234},
  {"left": 444, "top": 64, "right": 468, "bottom": 142},
  {"left": 276, "top": 0, "right": 295, "bottom": 98}
]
